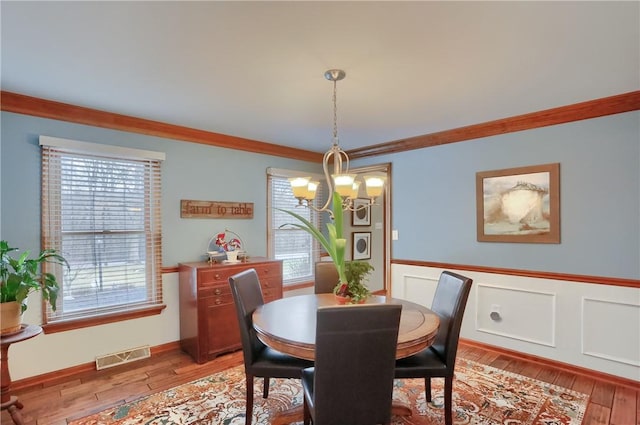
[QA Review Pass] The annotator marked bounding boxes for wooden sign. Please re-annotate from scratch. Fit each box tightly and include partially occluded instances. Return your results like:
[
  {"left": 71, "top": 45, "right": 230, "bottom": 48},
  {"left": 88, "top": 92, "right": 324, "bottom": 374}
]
[{"left": 180, "top": 200, "right": 254, "bottom": 219}]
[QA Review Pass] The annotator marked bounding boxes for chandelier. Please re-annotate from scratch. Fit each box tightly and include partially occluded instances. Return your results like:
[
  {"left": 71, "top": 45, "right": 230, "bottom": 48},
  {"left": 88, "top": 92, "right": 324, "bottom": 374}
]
[{"left": 289, "top": 69, "right": 386, "bottom": 212}]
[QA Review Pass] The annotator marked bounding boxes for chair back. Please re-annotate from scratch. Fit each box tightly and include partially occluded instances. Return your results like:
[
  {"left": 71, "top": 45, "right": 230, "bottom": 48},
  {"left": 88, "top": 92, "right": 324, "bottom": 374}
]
[
  {"left": 314, "top": 261, "right": 339, "bottom": 294},
  {"left": 229, "top": 268, "right": 265, "bottom": 368},
  {"left": 430, "top": 271, "right": 473, "bottom": 369},
  {"left": 313, "top": 304, "right": 402, "bottom": 424}
]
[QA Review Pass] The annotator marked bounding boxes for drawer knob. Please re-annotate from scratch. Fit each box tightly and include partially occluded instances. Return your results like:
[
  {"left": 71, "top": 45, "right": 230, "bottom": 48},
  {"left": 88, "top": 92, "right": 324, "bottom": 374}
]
[
  {"left": 214, "top": 288, "right": 222, "bottom": 295},
  {"left": 215, "top": 298, "right": 222, "bottom": 305},
  {"left": 215, "top": 273, "right": 221, "bottom": 280}
]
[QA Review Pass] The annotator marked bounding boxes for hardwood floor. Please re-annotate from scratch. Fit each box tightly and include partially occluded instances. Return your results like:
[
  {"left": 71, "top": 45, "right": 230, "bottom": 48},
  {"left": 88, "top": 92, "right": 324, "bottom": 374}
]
[{"left": 1, "top": 343, "right": 637, "bottom": 425}]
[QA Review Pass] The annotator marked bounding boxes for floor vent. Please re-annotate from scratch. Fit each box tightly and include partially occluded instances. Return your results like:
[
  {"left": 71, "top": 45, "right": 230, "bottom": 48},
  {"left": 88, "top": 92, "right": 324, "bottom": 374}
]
[{"left": 95, "top": 345, "right": 151, "bottom": 370}]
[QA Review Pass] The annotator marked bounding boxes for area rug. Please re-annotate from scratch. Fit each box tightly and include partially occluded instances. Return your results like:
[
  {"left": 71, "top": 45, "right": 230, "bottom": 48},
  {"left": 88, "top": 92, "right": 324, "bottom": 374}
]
[{"left": 70, "top": 358, "right": 588, "bottom": 424}]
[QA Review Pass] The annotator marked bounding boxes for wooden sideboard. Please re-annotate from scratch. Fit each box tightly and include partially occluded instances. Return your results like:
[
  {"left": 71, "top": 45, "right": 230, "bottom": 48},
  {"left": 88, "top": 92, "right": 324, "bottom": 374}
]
[{"left": 178, "top": 257, "right": 283, "bottom": 364}]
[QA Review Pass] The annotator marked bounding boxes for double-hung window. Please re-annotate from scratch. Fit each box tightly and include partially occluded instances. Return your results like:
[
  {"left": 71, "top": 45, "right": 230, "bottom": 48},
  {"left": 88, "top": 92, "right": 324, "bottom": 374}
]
[
  {"left": 40, "top": 136, "right": 165, "bottom": 330},
  {"left": 267, "top": 168, "right": 326, "bottom": 286}
]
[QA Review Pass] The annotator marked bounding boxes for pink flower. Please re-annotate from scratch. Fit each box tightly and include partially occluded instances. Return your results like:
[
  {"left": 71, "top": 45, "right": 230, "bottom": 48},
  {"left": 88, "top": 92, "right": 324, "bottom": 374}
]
[{"left": 215, "top": 232, "right": 241, "bottom": 252}]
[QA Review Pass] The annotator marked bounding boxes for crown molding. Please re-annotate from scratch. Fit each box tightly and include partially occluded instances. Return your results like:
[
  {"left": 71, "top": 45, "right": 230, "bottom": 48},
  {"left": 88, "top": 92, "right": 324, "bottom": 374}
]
[
  {"left": 347, "top": 91, "right": 640, "bottom": 159},
  {"left": 2, "top": 90, "right": 638, "bottom": 161},
  {"left": 0, "top": 91, "right": 323, "bottom": 163}
]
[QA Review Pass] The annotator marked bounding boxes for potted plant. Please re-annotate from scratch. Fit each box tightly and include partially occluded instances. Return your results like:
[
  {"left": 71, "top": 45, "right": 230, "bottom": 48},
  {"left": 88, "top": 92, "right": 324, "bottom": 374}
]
[
  {"left": 0, "top": 240, "right": 68, "bottom": 335},
  {"left": 278, "top": 191, "right": 372, "bottom": 304},
  {"left": 334, "top": 260, "right": 374, "bottom": 303}
]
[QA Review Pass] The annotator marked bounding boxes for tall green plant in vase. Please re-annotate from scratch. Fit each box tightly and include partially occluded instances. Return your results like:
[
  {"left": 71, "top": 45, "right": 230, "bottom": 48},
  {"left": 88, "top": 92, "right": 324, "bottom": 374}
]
[{"left": 278, "top": 191, "right": 371, "bottom": 303}]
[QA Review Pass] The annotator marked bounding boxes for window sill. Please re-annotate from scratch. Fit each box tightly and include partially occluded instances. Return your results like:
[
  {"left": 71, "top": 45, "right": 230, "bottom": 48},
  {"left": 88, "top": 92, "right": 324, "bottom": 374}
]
[
  {"left": 283, "top": 280, "right": 314, "bottom": 291},
  {"left": 43, "top": 304, "right": 166, "bottom": 334}
]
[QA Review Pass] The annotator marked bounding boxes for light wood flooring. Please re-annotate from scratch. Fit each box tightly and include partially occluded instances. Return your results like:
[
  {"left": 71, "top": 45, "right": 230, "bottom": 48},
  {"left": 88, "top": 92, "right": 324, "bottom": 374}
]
[{"left": 1, "top": 343, "right": 637, "bottom": 425}]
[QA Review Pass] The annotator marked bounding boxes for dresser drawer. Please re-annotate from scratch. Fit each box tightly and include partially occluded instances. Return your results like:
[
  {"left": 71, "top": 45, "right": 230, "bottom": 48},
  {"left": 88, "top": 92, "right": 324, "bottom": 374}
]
[
  {"left": 198, "top": 266, "right": 244, "bottom": 287},
  {"left": 255, "top": 263, "right": 282, "bottom": 280},
  {"left": 202, "top": 292, "right": 234, "bottom": 307},
  {"left": 262, "top": 286, "right": 281, "bottom": 300},
  {"left": 200, "top": 284, "right": 232, "bottom": 298}
]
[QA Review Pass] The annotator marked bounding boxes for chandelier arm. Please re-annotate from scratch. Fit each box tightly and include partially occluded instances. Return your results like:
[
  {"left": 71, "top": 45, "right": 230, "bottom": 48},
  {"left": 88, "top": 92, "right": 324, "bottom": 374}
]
[
  {"left": 288, "top": 68, "right": 384, "bottom": 213},
  {"left": 305, "top": 201, "right": 335, "bottom": 220}
]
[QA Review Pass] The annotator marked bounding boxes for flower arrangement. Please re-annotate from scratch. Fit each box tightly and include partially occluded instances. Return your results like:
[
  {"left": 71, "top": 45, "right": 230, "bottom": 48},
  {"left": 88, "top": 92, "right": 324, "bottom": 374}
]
[
  {"left": 215, "top": 232, "right": 242, "bottom": 252},
  {"left": 334, "top": 260, "right": 374, "bottom": 302},
  {"left": 278, "top": 191, "right": 371, "bottom": 303}
]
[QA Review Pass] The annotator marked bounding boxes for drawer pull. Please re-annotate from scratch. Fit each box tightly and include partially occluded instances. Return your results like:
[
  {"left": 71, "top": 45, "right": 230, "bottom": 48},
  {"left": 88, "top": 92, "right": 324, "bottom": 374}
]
[
  {"left": 214, "top": 288, "right": 222, "bottom": 295},
  {"left": 214, "top": 273, "right": 221, "bottom": 280},
  {"left": 215, "top": 298, "right": 222, "bottom": 305}
]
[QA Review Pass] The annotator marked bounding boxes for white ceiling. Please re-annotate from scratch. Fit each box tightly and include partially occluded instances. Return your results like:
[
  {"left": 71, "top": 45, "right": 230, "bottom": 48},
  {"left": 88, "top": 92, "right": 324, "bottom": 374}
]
[{"left": 2, "top": 1, "right": 638, "bottom": 153}]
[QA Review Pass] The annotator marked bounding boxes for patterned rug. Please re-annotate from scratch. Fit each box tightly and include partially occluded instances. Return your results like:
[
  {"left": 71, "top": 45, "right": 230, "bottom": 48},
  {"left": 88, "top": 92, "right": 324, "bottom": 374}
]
[{"left": 71, "top": 358, "right": 588, "bottom": 424}]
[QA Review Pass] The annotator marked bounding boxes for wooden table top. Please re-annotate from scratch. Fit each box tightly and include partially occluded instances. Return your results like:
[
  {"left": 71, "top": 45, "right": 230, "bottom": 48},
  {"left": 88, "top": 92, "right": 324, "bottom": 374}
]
[{"left": 252, "top": 294, "right": 440, "bottom": 361}]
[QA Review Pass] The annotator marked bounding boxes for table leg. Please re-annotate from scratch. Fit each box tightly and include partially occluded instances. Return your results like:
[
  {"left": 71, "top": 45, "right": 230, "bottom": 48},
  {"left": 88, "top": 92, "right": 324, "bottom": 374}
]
[{"left": 1, "top": 396, "right": 25, "bottom": 425}]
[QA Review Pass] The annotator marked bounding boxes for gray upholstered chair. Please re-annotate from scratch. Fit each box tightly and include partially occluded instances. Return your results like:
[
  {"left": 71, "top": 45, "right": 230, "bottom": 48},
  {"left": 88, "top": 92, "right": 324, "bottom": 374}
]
[
  {"left": 314, "top": 261, "right": 339, "bottom": 294},
  {"left": 302, "top": 304, "right": 402, "bottom": 425},
  {"left": 229, "top": 269, "right": 313, "bottom": 425},
  {"left": 394, "top": 271, "right": 473, "bottom": 425}
]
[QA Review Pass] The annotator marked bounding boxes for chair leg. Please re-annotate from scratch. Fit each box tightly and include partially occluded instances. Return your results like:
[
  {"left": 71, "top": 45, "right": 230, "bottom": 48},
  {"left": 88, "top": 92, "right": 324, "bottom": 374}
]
[
  {"left": 303, "top": 397, "right": 311, "bottom": 425},
  {"left": 424, "top": 377, "right": 432, "bottom": 402},
  {"left": 263, "top": 377, "right": 270, "bottom": 398},
  {"left": 245, "top": 374, "right": 254, "bottom": 425},
  {"left": 444, "top": 376, "right": 453, "bottom": 425}
]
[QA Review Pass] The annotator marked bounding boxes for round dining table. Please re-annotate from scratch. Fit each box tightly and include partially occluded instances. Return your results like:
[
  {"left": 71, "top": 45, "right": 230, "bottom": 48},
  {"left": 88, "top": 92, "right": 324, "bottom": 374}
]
[{"left": 251, "top": 293, "right": 440, "bottom": 424}]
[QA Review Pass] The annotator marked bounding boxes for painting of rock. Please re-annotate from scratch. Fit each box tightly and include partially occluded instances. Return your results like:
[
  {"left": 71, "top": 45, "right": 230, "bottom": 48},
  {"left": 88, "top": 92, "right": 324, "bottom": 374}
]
[{"left": 476, "top": 163, "right": 560, "bottom": 243}]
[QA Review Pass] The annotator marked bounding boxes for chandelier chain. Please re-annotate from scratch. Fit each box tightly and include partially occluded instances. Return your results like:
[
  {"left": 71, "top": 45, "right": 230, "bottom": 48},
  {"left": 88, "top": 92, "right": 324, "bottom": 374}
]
[{"left": 332, "top": 79, "right": 338, "bottom": 143}]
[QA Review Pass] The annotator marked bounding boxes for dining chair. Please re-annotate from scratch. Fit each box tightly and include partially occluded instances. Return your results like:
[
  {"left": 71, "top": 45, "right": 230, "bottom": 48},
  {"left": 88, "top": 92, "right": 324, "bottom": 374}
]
[
  {"left": 314, "top": 261, "right": 339, "bottom": 294},
  {"left": 302, "top": 304, "right": 402, "bottom": 425},
  {"left": 229, "top": 269, "right": 313, "bottom": 425},
  {"left": 394, "top": 270, "right": 472, "bottom": 425}
]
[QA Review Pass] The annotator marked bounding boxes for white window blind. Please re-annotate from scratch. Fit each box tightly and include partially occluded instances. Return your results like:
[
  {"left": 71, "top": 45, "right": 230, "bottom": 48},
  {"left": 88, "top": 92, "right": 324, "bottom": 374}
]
[
  {"left": 267, "top": 169, "right": 327, "bottom": 286},
  {"left": 40, "top": 136, "right": 164, "bottom": 323}
]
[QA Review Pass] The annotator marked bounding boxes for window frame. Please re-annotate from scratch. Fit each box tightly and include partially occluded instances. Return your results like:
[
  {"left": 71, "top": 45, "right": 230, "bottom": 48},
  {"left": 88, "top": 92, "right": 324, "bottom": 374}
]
[
  {"left": 40, "top": 136, "right": 165, "bottom": 333},
  {"left": 266, "top": 168, "right": 327, "bottom": 287}
]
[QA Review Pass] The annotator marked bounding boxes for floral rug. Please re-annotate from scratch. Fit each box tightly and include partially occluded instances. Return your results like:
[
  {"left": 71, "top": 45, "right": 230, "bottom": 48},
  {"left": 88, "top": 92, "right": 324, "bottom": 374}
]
[{"left": 70, "top": 358, "right": 588, "bottom": 424}]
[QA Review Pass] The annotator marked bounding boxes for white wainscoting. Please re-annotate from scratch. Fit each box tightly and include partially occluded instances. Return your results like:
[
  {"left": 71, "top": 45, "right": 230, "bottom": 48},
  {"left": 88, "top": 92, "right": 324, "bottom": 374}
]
[
  {"left": 476, "top": 284, "right": 556, "bottom": 347},
  {"left": 582, "top": 297, "right": 640, "bottom": 367},
  {"left": 391, "top": 263, "right": 640, "bottom": 381}
]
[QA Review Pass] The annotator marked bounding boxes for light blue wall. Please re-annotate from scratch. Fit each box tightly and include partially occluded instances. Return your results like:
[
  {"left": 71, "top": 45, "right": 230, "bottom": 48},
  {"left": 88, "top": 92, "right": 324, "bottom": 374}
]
[
  {"left": 356, "top": 112, "right": 640, "bottom": 280},
  {"left": 2, "top": 110, "right": 639, "bottom": 279},
  {"left": 0, "top": 112, "right": 321, "bottom": 266}
]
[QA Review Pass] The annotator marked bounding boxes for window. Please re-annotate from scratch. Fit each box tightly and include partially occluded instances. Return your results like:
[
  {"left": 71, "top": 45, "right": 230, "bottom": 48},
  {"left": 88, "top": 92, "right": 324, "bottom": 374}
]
[
  {"left": 40, "top": 136, "right": 164, "bottom": 327},
  {"left": 267, "top": 168, "right": 326, "bottom": 286}
]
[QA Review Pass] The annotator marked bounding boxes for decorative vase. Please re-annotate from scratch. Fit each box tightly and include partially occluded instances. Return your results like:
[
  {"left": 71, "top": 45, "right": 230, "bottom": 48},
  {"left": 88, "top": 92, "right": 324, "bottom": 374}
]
[
  {"left": 0, "top": 301, "right": 23, "bottom": 335},
  {"left": 226, "top": 250, "right": 239, "bottom": 262}
]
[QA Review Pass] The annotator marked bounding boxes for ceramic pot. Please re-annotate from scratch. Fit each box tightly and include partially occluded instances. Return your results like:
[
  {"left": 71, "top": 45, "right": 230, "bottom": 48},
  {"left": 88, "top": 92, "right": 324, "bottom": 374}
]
[
  {"left": 334, "top": 294, "right": 350, "bottom": 305},
  {"left": 226, "top": 250, "right": 239, "bottom": 262},
  {"left": 0, "top": 301, "right": 23, "bottom": 335}
]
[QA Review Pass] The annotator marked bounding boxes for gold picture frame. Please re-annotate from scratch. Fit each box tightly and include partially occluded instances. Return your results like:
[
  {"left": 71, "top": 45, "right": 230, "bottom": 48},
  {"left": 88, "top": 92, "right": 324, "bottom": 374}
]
[{"left": 476, "top": 163, "right": 560, "bottom": 243}]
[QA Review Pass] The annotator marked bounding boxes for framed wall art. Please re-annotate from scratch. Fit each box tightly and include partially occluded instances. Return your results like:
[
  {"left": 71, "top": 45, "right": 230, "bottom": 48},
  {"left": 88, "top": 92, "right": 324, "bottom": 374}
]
[
  {"left": 352, "top": 232, "right": 371, "bottom": 260},
  {"left": 352, "top": 198, "right": 371, "bottom": 226},
  {"left": 476, "top": 163, "right": 560, "bottom": 244}
]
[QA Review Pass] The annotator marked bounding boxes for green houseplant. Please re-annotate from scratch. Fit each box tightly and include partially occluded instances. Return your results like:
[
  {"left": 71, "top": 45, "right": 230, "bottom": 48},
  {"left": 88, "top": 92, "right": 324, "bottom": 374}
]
[
  {"left": 0, "top": 240, "right": 68, "bottom": 334},
  {"left": 334, "top": 260, "right": 374, "bottom": 303},
  {"left": 278, "top": 191, "right": 372, "bottom": 303}
]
